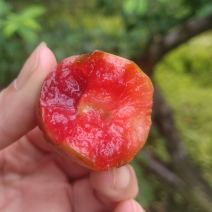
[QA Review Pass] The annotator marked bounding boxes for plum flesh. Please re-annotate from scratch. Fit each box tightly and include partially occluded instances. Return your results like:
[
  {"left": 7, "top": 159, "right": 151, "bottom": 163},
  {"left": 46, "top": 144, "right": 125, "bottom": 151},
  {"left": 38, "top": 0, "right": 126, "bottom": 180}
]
[{"left": 38, "top": 50, "right": 153, "bottom": 171}]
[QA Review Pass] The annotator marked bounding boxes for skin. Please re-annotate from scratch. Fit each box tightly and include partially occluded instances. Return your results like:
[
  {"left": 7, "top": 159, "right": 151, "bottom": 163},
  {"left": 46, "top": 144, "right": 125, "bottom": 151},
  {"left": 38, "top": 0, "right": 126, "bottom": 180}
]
[{"left": 0, "top": 43, "right": 145, "bottom": 212}]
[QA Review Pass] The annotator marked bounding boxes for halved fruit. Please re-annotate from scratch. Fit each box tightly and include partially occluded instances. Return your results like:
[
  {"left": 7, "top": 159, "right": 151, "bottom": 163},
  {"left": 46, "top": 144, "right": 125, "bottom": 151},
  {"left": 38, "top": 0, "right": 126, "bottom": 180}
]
[{"left": 38, "top": 50, "right": 153, "bottom": 171}]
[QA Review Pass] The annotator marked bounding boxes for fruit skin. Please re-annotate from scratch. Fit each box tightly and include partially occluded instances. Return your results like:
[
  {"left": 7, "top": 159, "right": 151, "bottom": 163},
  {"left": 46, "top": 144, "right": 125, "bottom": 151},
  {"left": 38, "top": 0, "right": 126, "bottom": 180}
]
[{"left": 38, "top": 50, "right": 153, "bottom": 171}]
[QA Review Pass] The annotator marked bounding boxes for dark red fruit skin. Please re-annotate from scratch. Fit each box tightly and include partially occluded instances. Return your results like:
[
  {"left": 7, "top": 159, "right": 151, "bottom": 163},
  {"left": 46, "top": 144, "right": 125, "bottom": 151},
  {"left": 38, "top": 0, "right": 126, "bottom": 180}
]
[{"left": 37, "top": 51, "right": 153, "bottom": 171}]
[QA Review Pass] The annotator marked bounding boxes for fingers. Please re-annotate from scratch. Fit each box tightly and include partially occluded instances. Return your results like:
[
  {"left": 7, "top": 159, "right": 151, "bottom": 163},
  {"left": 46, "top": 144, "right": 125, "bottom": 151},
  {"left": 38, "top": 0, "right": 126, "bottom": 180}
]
[
  {"left": 53, "top": 153, "right": 91, "bottom": 181},
  {"left": 26, "top": 127, "right": 53, "bottom": 152},
  {"left": 90, "top": 164, "right": 139, "bottom": 202},
  {"left": 16, "top": 42, "right": 47, "bottom": 89},
  {"left": 70, "top": 164, "right": 142, "bottom": 212},
  {"left": 26, "top": 127, "right": 91, "bottom": 180},
  {"left": 0, "top": 43, "right": 57, "bottom": 150}
]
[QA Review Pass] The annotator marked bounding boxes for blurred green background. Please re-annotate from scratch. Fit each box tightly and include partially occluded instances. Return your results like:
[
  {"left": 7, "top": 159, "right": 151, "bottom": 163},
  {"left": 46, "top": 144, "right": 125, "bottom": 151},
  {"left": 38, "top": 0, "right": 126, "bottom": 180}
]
[{"left": 1, "top": 0, "right": 212, "bottom": 211}]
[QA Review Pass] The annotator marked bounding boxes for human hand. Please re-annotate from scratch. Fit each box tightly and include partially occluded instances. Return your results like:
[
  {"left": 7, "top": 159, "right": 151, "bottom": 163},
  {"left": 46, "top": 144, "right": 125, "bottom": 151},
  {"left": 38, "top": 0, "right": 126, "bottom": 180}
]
[{"left": 0, "top": 43, "right": 145, "bottom": 212}]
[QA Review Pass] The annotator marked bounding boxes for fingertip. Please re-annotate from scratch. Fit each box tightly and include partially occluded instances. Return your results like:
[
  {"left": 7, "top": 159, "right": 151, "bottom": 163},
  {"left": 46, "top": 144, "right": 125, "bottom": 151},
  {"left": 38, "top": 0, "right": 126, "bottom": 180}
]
[
  {"left": 115, "top": 199, "right": 146, "bottom": 212},
  {"left": 16, "top": 42, "right": 57, "bottom": 91},
  {"left": 90, "top": 169, "right": 114, "bottom": 192},
  {"left": 17, "top": 42, "right": 47, "bottom": 90},
  {"left": 90, "top": 165, "right": 131, "bottom": 193},
  {"left": 113, "top": 165, "right": 130, "bottom": 189},
  {"left": 115, "top": 199, "right": 132, "bottom": 212},
  {"left": 22, "top": 44, "right": 57, "bottom": 98},
  {"left": 37, "top": 44, "right": 57, "bottom": 76},
  {"left": 131, "top": 199, "right": 146, "bottom": 212},
  {"left": 90, "top": 164, "right": 138, "bottom": 202}
]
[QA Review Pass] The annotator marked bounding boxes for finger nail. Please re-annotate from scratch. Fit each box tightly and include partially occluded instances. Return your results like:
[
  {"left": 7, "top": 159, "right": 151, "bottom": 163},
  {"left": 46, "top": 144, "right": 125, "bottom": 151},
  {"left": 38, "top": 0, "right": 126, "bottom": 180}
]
[
  {"left": 14, "top": 79, "right": 18, "bottom": 90},
  {"left": 16, "top": 42, "right": 47, "bottom": 90},
  {"left": 112, "top": 165, "right": 130, "bottom": 189},
  {"left": 32, "top": 42, "right": 47, "bottom": 72},
  {"left": 130, "top": 199, "right": 146, "bottom": 212}
]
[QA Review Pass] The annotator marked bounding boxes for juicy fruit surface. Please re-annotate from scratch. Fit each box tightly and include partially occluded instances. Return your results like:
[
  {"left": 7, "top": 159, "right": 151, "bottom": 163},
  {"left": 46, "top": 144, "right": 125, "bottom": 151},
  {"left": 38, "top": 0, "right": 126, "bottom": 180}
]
[{"left": 39, "top": 50, "right": 153, "bottom": 170}]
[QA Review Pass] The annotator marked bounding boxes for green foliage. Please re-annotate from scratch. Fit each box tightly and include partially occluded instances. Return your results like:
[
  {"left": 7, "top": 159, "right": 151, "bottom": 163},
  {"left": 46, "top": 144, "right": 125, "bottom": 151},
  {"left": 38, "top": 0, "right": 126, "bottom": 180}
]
[
  {"left": 154, "top": 31, "right": 212, "bottom": 183},
  {"left": 156, "top": 32, "right": 212, "bottom": 88},
  {"left": 1, "top": 5, "right": 45, "bottom": 42},
  {"left": 140, "top": 32, "right": 212, "bottom": 212},
  {"left": 0, "top": 0, "right": 12, "bottom": 17},
  {"left": 0, "top": 0, "right": 45, "bottom": 86},
  {"left": 123, "top": 0, "right": 148, "bottom": 16},
  {"left": 197, "top": 2, "right": 212, "bottom": 17},
  {"left": 182, "top": 0, "right": 212, "bottom": 16},
  {"left": 96, "top": 0, "right": 120, "bottom": 16}
]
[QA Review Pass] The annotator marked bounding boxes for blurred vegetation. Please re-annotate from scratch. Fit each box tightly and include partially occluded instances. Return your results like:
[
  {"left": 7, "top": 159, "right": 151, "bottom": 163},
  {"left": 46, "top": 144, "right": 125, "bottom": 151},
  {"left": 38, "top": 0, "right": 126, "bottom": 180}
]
[
  {"left": 1, "top": 0, "right": 212, "bottom": 211},
  {"left": 0, "top": 0, "right": 45, "bottom": 85},
  {"left": 152, "top": 32, "right": 212, "bottom": 211},
  {"left": 154, "top": 32, "right": 212, "bottom": 179}
]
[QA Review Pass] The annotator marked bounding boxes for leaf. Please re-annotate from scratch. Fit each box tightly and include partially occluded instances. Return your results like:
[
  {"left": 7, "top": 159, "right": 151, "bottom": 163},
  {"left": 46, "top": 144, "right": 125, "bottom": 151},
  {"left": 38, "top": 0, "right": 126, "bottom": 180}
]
[
  {"left": 2, "top": 5, "right": 45, "bottom": 39},
  {"left": 3, "top": 22, "right": 19, "bottom": 37},
  {"left": 20, "top": 6, "right": 46, "bottom": 19},
  {"left": 157, "top": 0, "right": 175, "bottom": 2},
  {"left": 23, "top": 18, "right": 41, "bottom": 30},
  {"left": 123, "top": 0, "right": 148, "bottom": 16}
]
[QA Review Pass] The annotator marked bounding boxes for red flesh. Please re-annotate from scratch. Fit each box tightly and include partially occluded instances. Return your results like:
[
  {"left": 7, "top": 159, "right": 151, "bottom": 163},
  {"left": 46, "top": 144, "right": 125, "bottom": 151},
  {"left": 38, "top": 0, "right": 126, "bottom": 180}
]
[{"left": 39, "top": 50, "right": 153, "bottom": 170}]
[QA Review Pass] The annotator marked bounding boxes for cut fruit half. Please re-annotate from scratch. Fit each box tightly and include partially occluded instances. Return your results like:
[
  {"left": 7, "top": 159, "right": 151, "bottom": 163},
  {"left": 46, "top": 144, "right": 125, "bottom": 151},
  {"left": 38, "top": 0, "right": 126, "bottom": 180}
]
[{"left": 38, "top": 50, "right": 153, "bottom": 171}]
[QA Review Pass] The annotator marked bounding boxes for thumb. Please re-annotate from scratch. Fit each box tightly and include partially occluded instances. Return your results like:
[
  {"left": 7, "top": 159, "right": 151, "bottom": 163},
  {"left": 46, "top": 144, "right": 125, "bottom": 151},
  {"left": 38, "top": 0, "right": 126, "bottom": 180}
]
[{"left": 0, "top": 42, "right": 57, "bottom": 150}]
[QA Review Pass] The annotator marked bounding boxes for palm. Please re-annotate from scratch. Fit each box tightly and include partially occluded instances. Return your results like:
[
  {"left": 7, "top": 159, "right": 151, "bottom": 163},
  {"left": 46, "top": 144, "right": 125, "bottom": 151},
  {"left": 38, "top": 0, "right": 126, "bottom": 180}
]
[{"left": 0, "top": 127, "right": 98, "bottom": 212}]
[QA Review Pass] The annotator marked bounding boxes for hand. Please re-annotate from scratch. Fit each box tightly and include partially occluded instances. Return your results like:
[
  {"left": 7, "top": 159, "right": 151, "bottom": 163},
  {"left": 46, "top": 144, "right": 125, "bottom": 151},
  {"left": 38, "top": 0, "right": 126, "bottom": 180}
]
[{"left": 0, "top": 43, "right": 145, "bottom": 212}]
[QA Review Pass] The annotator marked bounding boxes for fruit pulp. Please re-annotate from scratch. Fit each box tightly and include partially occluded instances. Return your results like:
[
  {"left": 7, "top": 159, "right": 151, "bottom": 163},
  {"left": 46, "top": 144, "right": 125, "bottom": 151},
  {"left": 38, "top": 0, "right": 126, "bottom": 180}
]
[{"left": 39, "top": 50, "right": 153, "bottom": 170}]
